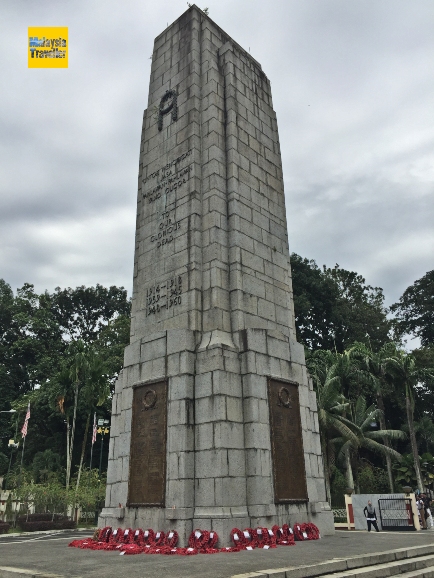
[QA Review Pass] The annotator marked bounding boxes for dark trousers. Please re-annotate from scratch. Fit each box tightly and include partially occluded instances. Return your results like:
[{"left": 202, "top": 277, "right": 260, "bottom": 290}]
[
  {"left": 420, "top": 508, "right": 427, "bottom": 529},
  {"left": 367, "top": 520, "right": 379, "bottom": 532}
]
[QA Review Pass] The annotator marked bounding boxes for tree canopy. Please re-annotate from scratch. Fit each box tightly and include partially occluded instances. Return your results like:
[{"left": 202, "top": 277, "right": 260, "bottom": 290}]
[
  {"left": 0, "top": 281, "right": 130, "bottom": 483},
  {"left": 290, "top": 254, "right": 391, "bottom": 351},
  {"left": 390, "top": 270, "right": 434, "bottom": 346}
]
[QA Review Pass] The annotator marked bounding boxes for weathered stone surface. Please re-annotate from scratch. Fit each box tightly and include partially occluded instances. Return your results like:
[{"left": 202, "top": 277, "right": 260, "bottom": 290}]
[{"left": 100, "top": 4, "right": 333, "bottom": 546}]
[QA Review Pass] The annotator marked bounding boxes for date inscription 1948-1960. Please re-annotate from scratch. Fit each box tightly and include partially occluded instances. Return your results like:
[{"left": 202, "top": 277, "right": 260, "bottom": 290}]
[{"left": 146, "top": 275, "right": 183, "bottom": 316}]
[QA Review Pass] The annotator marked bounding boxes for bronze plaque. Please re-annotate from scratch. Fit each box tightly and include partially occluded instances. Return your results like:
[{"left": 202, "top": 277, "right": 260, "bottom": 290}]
[
  {"left": 127, "top": 380, "right": 167, "bottom": 506},
  {"left": 268, "top": 379, "right": 308, "bottom": 502}
]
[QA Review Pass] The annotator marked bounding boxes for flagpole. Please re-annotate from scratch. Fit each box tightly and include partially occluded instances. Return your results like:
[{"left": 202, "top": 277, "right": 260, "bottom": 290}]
[
  {"left": 18, "top": 436, "right": 26, "bottom": 489},
  {"left": 90, "top": 412, "right": 96, "bottom": 470},
  {"left": 89, "top": 437, "right": 93, "bottom": 470},
  {"left": 18, "top": 402, "right": 30, "bottom": 489}
]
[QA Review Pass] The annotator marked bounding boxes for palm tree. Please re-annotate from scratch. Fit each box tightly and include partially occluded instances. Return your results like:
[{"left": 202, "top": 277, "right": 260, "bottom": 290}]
[
  {"left": 350, "top": 341, "right": 399, "bottom": 491},
  {"left": 331, "top": 349, "right": 369, "bottom": 401},
  {"left": 307, "top": 351, "right": 358, "bottom": 501},
  {"left": 387, "top": 351, "right": 424, "bottom": 492},
  {"left": 52, "top": 364, "right": 75, "bottom": 489},
  {"left": 334, "top": 396, "right": 404, "bottom": 492},
  {"left": 75, "top": 350, "right": 109, "bottom": 492},
  {"left": 414, "top": 416, "right": 434, "bottom": 454},
  {"left": 52, "top": 341, "right": 92, "bottom": 489},
  {"left": 66, "top": 341, "right": 90, "bottom": 489}
]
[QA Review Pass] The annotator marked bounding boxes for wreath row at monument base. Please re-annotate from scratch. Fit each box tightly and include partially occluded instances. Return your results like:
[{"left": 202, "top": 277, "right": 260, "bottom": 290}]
[{"left": 69, "top": 523, "right": 320, "bottom": 555}]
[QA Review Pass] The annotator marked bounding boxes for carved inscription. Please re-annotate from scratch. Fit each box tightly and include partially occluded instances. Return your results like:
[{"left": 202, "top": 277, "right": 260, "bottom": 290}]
[
  {"left": 268, "top": 379, "right": 308, "bottom": 502},
  {"left": 151, "top": 211, "right": 181, "bottom": 248},
  {"left": 142, "top": 149, "right": 192, "bottom": 204},
  {"left": 128, "top": 381, "right": 167, "bottom": 507},
  {"left": 146, "top": 274, "right": 183, "bottom": 316}
]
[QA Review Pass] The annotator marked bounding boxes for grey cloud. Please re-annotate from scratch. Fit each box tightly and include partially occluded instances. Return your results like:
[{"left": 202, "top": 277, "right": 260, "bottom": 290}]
[{"left": 0, "top": 0, "right": 433, "bottom": 314}]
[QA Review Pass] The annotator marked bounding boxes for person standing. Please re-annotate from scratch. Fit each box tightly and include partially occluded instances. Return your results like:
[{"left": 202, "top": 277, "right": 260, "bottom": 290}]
[
  {"left": 417, "top": 495, "right": 427, "bottom": 529},
  {"left": 363, "top": 500, "right": 380, "bottom": 532},
  {"left": 423, "top": 494, "right": 432, "bottom": 528}
]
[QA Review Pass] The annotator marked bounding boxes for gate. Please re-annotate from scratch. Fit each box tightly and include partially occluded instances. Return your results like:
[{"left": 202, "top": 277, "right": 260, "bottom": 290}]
[{"left": 378, "top": 498, "right": 415, "bottom": 531}]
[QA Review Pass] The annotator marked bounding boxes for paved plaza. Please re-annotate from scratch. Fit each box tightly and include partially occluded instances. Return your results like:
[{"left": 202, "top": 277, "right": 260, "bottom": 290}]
[{"left": 1, "top": 530, "right": 434, "bottom": 578}]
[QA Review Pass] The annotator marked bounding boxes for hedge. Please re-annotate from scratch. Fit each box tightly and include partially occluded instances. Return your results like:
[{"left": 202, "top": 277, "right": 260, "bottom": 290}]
[
  {"left": 17, "top": 513, "right": 65, "bottom": 522},
  {"left": 0, "top": 522, "right": 10, "bottom": 534},
  {"left": 17, "top": 519, "right": 76, "bottom": 532}
]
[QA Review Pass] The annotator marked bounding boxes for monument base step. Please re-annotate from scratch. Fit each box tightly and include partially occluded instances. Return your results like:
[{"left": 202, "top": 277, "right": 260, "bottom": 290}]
[
  {"left": 317, "top": 554, "right": 434, "bottom": 578},
  {"left": 237, "top": 544, "right": 434, "bottom": 578},
  {"left": 397, "top": 568, "right": 434, "bottom": 578}
]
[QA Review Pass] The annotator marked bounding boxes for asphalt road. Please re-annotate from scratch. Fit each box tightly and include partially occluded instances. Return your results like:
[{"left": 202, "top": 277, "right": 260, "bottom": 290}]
[
  {"left": 0, "top": 530, "right": 433, "bottom": 578},
  {"left": 0, "top": 529, "right": 90, "bottom": 544}
]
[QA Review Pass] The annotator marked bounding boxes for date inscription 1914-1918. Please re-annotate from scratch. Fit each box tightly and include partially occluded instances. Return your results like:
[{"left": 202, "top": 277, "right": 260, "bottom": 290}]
[{"left": 146, "top": 275, "right": 183, "bottom": 316}]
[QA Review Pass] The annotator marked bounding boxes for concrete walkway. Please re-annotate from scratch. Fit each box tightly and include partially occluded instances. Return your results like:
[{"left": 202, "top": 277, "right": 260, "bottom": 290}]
[{"left": 0, "top": 530, "right": 433, "bottom": 578}]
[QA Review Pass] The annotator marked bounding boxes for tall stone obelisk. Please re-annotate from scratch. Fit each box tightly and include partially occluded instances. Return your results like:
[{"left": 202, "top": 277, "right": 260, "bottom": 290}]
[{"left": 100, "top": 5, "right": 334, "bottom": 544}]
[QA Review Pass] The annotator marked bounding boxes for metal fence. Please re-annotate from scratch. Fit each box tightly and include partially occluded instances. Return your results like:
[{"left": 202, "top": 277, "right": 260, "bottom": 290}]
[
  {"left": 378, "top": 497, "right": 415, "bottom": 531},
  {"left": 332, "top": 507, "right": 347, "bottom": 522}
]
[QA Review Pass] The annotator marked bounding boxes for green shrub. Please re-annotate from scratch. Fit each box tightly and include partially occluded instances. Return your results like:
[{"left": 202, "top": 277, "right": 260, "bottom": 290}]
[
  {"left": 358, "top": 465, "right": 389, "bottom": 494},
  {"left": 331, "top": 467, "right": 347, "bottom": 507},
  {"left": 0, "top": 452, "right": 8, "bottom": 476}
]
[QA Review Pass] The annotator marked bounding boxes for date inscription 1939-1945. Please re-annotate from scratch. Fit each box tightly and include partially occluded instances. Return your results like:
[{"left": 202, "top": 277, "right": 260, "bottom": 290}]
[{"left": 146, "top": 275, "right": 183, "bottom": 316}]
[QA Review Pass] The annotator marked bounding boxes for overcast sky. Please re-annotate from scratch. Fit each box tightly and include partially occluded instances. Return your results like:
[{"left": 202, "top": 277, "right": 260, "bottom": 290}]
[{"left": 1, "top": 0, "right": 433, "bottom": 310}]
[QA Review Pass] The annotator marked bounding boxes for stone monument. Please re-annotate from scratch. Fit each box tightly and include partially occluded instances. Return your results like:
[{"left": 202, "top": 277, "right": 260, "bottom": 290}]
[{"left": 99, "top": 4, "right": 334, "bottom": 544}]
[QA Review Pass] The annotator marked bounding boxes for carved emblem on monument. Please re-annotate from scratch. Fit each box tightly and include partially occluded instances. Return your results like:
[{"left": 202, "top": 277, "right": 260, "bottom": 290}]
[
  {"left": 142, "top": 389, "right": 157, "bottom": 410},
  {"left": 158, "top": 89, "right": 178, "bottom": 131},
  {"left": 278, "top": 387, "right": 293, "bottom": 408}
]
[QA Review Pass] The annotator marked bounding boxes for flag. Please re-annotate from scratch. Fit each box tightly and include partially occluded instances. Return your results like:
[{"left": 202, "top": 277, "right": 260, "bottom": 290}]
[
  {"left": 21, "top": 402, "right": 30, "bottom": 438},
  {"left": 91, "top": 413, "right": 97, "bottom": 445}
]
